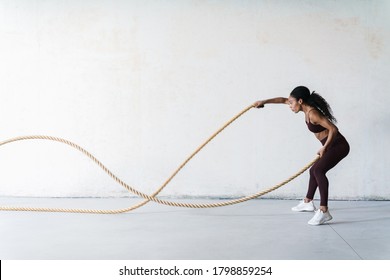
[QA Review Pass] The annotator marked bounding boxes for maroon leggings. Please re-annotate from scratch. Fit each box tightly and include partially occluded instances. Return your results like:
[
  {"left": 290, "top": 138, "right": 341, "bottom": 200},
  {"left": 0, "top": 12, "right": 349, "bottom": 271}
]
[{"left": 306, "top": 132, "right": 350, "bottom": 206}]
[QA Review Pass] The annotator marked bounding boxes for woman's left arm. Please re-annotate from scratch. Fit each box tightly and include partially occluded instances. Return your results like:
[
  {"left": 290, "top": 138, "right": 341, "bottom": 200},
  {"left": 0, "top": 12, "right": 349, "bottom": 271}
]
[{"left": 310, "top": 111, "right": 338, "bottom": 157}]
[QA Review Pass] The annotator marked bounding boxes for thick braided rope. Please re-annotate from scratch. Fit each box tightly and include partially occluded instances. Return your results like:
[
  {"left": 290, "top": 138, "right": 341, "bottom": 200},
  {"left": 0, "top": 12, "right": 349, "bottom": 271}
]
[{"left": 0, "top": 105, "right": 319, "bottom": 214}]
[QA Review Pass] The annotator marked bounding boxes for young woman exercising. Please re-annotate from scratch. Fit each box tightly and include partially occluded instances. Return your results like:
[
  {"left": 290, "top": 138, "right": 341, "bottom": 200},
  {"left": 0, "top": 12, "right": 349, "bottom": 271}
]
[{"left": 253, "top": 86, "right": 350, "bottom": 225}]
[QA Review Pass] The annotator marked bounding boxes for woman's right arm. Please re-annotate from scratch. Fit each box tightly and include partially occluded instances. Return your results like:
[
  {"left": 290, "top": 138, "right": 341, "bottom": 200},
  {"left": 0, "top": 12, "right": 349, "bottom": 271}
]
[{"left": 253, "top": 97, "right": 288, "bottom": 108}]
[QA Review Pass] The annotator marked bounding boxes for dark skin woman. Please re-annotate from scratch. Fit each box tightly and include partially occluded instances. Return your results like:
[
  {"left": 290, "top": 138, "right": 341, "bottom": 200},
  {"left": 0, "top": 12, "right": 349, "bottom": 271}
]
[{"left": 253, "top": 86, "right": 350, "bottom": 225}]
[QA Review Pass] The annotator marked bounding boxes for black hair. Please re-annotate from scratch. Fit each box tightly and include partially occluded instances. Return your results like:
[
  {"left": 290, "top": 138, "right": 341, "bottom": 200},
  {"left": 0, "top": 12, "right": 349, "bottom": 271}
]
[{"left": 290, "top": 86, "right": 337, "bottom": 123}]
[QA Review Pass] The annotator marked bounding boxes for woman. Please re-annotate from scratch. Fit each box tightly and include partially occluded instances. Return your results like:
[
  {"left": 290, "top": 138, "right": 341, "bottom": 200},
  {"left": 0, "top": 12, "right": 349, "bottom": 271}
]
[{"left": 253, "top": 86, "right": 350, "bottom": 225}]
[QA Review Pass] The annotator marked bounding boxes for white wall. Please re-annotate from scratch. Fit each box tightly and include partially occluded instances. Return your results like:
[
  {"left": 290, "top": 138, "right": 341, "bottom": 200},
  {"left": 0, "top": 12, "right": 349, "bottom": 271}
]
[{"left": 0, "top": 0, "right": 389, "bottom": 201}]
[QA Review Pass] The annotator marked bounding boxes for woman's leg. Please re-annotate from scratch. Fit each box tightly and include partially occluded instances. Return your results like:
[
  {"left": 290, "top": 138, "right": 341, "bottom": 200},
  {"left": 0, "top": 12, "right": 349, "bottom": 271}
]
[
  {"left": 305, "top": 165, "right": 319, "bottom": 202},
  {"left": 308, "top": 136, "right": 350, "bottom": 210}
]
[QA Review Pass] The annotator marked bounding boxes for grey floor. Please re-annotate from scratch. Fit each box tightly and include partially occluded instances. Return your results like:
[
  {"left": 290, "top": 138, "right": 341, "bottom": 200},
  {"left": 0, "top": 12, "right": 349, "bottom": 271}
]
[{"left": 0, "top": 197, "right": 389, "bottom": 260}]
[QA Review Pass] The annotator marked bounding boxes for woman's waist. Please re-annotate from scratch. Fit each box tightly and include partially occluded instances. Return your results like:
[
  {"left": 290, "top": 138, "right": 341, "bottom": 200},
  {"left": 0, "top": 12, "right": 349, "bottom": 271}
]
[{"left": 320, "top": 131, "right": 347, "bottom": 146}]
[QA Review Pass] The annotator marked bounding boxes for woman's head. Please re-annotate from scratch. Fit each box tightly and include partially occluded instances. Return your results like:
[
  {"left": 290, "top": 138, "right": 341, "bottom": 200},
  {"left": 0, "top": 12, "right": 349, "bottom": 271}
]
[
  {"left": 290, "top": 86, "right": 311, "bottom": 103},
  {"left": 288, "top": 86, "right": 310, "bottom": 113},
  {"left": 288, "top": 86, "right": 337, "bottom": 123}
]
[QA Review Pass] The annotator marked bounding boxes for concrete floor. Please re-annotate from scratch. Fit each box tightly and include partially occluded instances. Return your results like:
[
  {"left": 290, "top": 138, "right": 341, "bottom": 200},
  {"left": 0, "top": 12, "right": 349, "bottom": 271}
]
[{"left": 0, "top": 197, "right": 389, "bottom": 260}]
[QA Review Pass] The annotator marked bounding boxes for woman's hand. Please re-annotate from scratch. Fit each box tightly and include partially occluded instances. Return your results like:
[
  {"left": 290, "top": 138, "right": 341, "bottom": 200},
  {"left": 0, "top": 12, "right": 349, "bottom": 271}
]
[
  {"left": 253, "top": 100, "right": 265, "bottom": 108},
  {"left": 317, "top": 146, "right": 327, "bottom": 158}
]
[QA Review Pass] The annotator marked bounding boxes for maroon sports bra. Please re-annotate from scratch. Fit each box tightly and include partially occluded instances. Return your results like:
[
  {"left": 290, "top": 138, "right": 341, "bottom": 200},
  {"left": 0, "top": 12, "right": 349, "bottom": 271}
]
[{"left": 306, "top": 121, "right": 327, "bottom": 133}]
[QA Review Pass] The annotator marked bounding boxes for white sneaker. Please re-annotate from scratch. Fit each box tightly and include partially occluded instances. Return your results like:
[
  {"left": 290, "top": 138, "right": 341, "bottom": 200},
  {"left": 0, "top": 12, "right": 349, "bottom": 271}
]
[
  {"left": 291, "top": 200, "right": 316, "bottom": 212},
  {"left": 308, "top": 209, "right": 333, "bottom": 225}
]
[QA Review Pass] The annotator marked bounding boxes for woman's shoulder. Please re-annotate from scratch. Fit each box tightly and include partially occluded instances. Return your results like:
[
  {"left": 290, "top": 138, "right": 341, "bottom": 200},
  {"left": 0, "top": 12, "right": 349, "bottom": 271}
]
[{"left": 307, "top": 108, "right": 324, "bottom": 123}]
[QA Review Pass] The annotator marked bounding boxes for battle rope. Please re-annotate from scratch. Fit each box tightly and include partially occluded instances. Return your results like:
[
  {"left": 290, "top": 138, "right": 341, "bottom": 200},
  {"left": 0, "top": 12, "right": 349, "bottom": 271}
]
[{"left": 0, "top": 104, "right": 319, "bottom": 214}]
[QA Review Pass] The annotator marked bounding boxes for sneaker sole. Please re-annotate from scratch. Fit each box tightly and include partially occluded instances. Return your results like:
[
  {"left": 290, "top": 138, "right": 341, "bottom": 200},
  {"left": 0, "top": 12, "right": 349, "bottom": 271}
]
[{"left": 291, "top": 208, "right": 316, "bottom": 212}]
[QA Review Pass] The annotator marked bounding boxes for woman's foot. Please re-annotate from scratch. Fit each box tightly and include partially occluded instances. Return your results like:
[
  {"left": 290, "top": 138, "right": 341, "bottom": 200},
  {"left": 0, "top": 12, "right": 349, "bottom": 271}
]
[
  {"left": 308, "top": 209, "right": 333, "bottom": 225},
  {"left": 291, "top": 200, "right": 316, "bottom": 212}
]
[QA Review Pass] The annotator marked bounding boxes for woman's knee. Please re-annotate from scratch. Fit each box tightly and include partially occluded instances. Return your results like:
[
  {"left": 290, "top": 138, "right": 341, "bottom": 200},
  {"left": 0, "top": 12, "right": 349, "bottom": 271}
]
[{"left": 310, "top": 165, "right": 326, "bottom": 179}]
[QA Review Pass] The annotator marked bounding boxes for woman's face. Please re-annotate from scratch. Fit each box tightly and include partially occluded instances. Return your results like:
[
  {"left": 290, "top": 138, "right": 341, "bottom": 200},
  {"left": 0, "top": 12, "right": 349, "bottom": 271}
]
[{"left": 288, "top": 96, "right": 301, "bottom": 113}]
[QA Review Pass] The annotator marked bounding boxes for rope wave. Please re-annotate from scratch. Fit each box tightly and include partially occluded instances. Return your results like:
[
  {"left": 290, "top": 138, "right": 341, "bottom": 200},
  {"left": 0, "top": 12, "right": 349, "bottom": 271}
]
[{"left": 0, "top": 105, "right": 319, "bottom": 214}]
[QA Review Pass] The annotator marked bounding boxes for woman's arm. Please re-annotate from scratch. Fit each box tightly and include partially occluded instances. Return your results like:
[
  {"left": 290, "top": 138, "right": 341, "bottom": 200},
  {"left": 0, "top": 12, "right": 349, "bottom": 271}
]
[
  {"left": 309, "top": 110, "right": 338, "bottom": 157},
  {"left": 253, "top": 97, "right": 288, "bottom": 108}
]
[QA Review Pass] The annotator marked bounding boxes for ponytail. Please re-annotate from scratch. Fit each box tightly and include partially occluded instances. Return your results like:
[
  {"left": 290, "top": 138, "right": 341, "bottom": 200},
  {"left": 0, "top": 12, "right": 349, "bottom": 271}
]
[{"left": 307, "top": 91, "right": 337, "bottom": 124}]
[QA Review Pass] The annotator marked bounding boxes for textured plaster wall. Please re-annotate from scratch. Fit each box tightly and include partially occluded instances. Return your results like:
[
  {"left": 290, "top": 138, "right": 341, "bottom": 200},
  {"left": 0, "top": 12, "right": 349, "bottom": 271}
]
[{"left": 0, "top": 0, "right": 389, "bottom": 200}]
